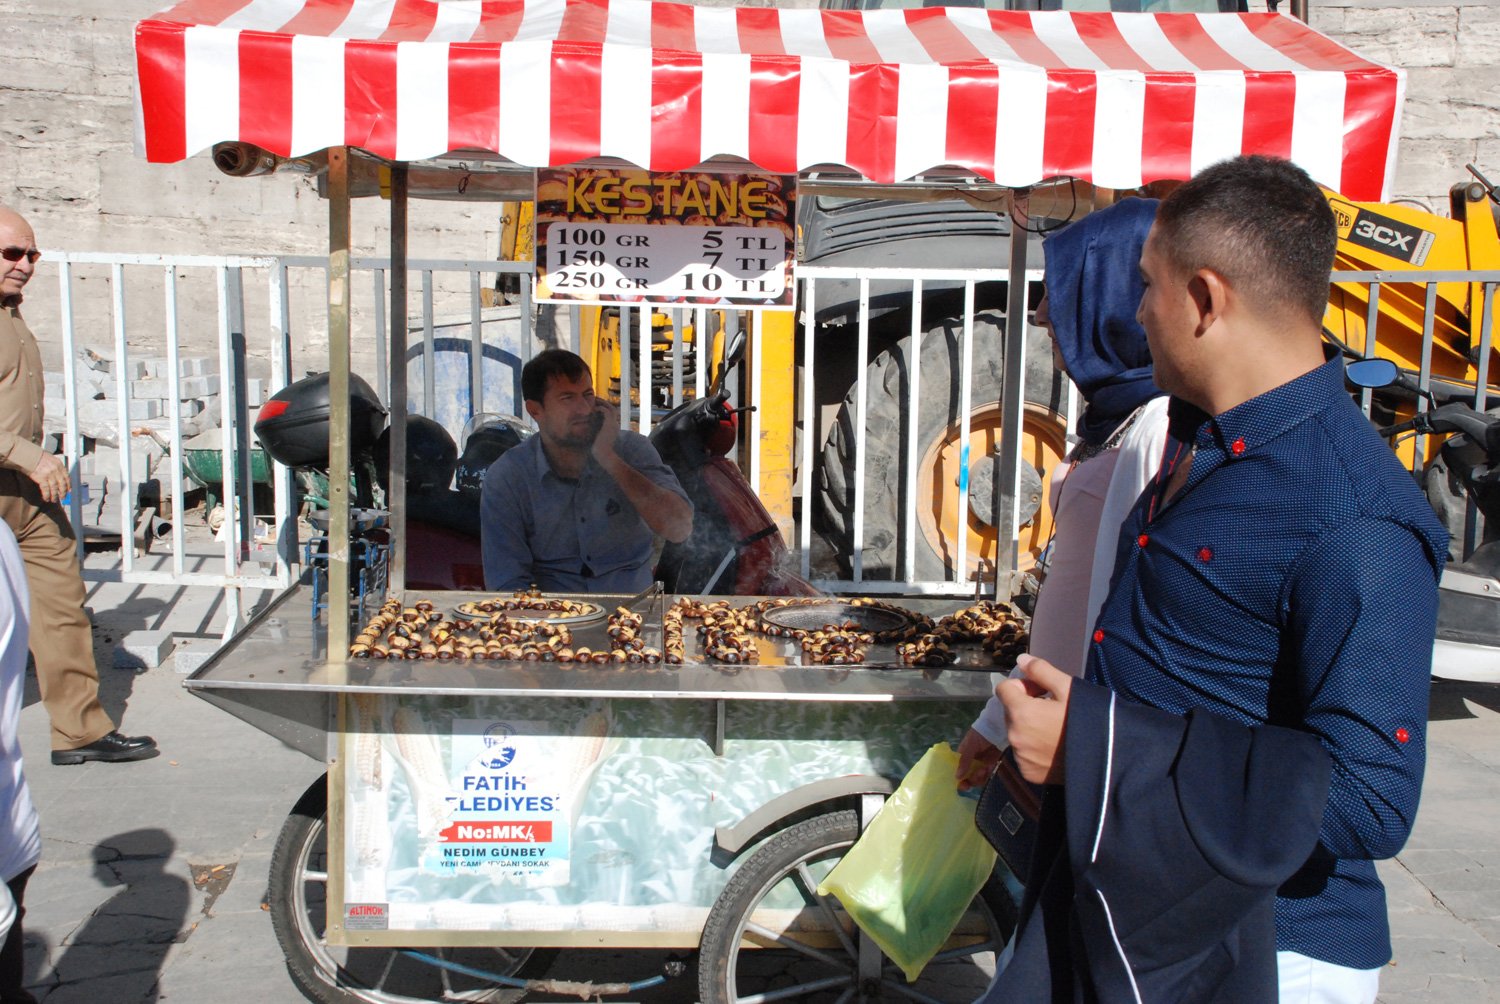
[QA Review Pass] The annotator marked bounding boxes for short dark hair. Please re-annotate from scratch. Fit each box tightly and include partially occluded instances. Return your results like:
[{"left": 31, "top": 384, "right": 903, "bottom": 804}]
[
  {"left": 1153, "top": 156, "right": 1336, "bottom": 328},
  {"left": 521, "top": 349, "right": 591, "bottom": 404}
]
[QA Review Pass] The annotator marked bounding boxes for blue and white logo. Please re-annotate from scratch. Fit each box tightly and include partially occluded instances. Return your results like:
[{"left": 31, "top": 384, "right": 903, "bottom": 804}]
[{"left": 481, "top": 723, "right": 518, "bottom": 770}]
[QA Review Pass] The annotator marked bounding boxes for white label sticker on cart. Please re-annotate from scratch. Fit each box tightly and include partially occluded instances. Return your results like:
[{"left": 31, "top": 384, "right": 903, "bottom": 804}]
[
  {"left": 345, "top": 903, "right": 389, "bottom": 931},
  {"left": 418, "top": 718, "right": 595, "bottom": 886}
]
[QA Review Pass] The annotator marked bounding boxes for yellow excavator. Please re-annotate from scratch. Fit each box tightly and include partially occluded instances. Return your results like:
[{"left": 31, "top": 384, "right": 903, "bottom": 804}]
[{"left": 1323, "top": 166, "right": 1500, "bottom": 470}]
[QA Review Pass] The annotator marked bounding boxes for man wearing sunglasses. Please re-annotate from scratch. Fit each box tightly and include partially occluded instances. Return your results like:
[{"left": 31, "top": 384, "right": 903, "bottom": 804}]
[{"left": 0, "top": 206, "right": 156, "bottom": 766}]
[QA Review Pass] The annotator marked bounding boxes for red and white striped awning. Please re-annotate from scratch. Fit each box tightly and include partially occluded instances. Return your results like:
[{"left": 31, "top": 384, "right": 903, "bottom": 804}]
[{"left": 134, "top": 0, "right": 1405, "bottom": 200}]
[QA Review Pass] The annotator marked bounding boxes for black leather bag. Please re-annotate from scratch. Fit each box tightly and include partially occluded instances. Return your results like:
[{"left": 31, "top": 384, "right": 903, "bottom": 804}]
[{"left": 974, "top": 749, "right": 1044, "bottom": 879}]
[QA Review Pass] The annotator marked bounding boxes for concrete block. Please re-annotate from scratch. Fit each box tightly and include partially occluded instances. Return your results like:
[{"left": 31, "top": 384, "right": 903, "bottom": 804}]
[
  {"left": 127, "top": 398, "right": 162, "bottom": 421},
  {"left": 41, "top": 432, "right": 60, "bottom": 455},
  {"left": 44, "top": 395, "right": 65, "bottom": 417},
  {"left": 113, "top": 629, "right": 173, "bottom": 669},
  {"left": 77, "top": 399, "right": 118, "bottom": 426},
  {"left": 172, "top": 638, "right": 224, "bottom": 676},
  {"left": 178, "top": 375, "right": 219, "bottom": 399},
  {"left": 124, "top": 359, "right": 152, "bottom": 380},
  {"left": 179, "top": 357, "right": 215, "bottom": 378},
  {"left": 245, "top": 378, "right": 265, "bottom": 408},
  {"left": 129, "top": 378, "right": 171, "bottom": 399}
]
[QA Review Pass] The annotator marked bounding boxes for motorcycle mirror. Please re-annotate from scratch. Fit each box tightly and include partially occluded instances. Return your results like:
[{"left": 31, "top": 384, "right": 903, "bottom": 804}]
[
  {"left": 1346, "top": 358, "right": 1399, "bottom": 388},
  {"left": 711, "top": 329, "right": 748, "bottom": 397}
]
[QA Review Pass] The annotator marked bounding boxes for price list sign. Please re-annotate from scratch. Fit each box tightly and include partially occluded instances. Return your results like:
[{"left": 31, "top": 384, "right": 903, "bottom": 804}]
[{"left": 533, "top": 169, "right": 796, "bottom": 308}]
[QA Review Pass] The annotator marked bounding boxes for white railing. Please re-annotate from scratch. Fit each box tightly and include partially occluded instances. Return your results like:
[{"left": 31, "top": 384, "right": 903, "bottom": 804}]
[
  {"left": 37, "top": 252, "right": 1500, "bottom": 628},
  {"left": 796, "top": 265, "right": 1053, "bottom": 596},
  {"left": 43, "top": 251, "right": 535, "bottom": 637}
]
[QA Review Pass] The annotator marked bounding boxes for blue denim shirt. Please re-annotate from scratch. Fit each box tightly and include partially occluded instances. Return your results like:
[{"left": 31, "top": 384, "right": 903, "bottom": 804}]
[
  {"left": 479, "top": 431, "right": 688, "bottom": 594},
  {"left": 1087, "top": 355, "right": 1447, "bottom": 969}
]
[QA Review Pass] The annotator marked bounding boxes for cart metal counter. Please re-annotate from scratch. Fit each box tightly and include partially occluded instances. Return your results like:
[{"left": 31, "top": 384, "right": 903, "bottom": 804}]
[{"left": 186, "top": 585, "right": 1012, "bottom": 1001}]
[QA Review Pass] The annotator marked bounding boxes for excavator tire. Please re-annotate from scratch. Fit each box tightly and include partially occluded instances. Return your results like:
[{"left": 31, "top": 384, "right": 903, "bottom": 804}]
[{"left": 816, "top": 310, "right": 1066, "bottom": 582}]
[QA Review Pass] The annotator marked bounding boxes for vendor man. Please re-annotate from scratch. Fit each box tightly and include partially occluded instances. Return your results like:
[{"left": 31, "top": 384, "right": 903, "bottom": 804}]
[{"left": 481, "top": 350, "right": 692, "bottom": 593}]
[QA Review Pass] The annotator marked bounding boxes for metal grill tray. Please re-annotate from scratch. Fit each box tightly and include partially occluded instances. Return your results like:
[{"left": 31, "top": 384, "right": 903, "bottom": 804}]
[{"left": 757, "top": 600, "right": 918, "bottom": 636}]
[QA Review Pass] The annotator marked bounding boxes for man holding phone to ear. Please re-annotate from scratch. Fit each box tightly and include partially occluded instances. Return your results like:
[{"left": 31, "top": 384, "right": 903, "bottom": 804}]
[{"left": 481, "top": 349, "right": 692, "bottom": 593}]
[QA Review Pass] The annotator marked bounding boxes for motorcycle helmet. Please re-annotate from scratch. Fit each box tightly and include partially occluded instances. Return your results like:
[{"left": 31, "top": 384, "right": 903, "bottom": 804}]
[
  {"left": 456, "top": 415, "right": 531, "bottom": 500},
  {"left": 375, "top": 415, "right": 459, "bottom": 496}
]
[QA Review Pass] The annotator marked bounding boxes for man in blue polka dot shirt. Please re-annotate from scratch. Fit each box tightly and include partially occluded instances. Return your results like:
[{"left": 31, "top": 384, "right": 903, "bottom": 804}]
[{"left": 1001, "top": 155, "right": 1448, "bottom": 1003}]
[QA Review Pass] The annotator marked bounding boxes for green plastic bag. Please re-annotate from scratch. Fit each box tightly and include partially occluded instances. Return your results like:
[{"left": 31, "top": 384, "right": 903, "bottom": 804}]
[{"left": 816, "top": 742, "right": 999, "bottom": 982}]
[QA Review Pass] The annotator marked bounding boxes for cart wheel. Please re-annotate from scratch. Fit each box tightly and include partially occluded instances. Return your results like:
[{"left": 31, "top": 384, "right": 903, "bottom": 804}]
[
  {"left": 269, "top": 775, "right": 539, "bottom": 1004},
  {"left": 697, "top": 810, "right": 1016, "bottom": 1004}
]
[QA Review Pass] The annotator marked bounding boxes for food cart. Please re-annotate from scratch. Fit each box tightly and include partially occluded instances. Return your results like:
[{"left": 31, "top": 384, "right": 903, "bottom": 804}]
[{"left": 129, "top": 0, "right": 1404, "bottom": 1000}]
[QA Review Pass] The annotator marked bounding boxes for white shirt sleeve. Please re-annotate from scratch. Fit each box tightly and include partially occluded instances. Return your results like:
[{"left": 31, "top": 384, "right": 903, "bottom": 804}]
[
  {"left": 1084, "top": 396, "right": 1169, "bottom": 640},
  {"left": 969, "top": 665, "right": 1026, "bottom": 748}
]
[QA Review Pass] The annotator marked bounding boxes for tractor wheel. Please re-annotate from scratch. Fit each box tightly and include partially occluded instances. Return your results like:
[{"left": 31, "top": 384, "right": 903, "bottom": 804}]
[{"left": 816, "top": 311, "right": 1068, "bottom": 582}]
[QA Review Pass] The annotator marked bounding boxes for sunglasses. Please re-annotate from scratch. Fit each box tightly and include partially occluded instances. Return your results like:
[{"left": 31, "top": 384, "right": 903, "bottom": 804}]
[{"left": 1, "top": 247, "right": 40, "bottom": 265}]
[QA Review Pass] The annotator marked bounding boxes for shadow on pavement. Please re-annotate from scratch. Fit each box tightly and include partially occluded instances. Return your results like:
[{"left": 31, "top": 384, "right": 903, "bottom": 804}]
[
  {"left": 30, "top": 829, "right": 189, "bottom": 1003},
  {"left": 1428, "top": 679, "right": 1500, "bottom": 721}
]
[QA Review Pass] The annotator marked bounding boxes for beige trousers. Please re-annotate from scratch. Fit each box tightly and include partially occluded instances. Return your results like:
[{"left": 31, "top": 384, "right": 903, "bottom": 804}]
[{"left": 0, "top": 470, "right": 114, "bottom": 750}]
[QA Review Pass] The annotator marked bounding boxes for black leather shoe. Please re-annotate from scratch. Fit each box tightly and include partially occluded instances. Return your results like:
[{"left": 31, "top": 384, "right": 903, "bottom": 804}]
[{"left": 51, "top": 732, "right": 159, "bottom": 765}]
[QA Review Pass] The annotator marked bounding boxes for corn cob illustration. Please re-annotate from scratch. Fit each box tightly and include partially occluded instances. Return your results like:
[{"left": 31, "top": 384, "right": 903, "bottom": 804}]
[
  {"left": 388, "top": 703, "right": 455, "bottom": 839},
  {"left": 349, "top": 694, "right": 384, "bottom": 791},
  {"left": 559, "top": 710, "right": 612, "bottom": 831}
]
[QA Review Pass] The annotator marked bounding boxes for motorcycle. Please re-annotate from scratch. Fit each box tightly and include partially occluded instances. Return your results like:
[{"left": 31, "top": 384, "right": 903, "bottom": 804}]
[
  {"left": 252, "top": 332, "right": 814, "bottom": 597},
  {"left": 650, "top": 329, "right": 818, "bottom": 596},
  {"left": 1349, "top": 357, "right": 1500, "bottom": 683}
]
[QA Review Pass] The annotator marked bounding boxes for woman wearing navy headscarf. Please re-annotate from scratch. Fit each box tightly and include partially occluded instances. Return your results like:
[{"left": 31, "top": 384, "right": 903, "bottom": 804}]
[{"left": 959, "top": 197, "right": 1167, "bottom": 782}]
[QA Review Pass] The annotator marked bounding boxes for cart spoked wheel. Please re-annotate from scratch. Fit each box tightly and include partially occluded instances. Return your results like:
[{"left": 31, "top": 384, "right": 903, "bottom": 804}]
[
  {"left": 698, "top": 810, "right": 1017, "bottom": 1004},
  {"left": 270, "top": 775, "right": 541, "bottom": 1004}
]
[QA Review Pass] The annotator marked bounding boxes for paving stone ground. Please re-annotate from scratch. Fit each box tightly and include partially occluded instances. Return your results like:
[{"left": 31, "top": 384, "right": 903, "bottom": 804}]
[{"left": 9, "top": 528, "right": 1500, "bottom": 1002}]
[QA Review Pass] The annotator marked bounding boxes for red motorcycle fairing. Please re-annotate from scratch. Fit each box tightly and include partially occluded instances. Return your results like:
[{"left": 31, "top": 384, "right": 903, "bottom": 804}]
[
  {"left": 698, "top": 457, "right": 819, "bottom": 596},
  {"left": 403, "top": 520, "right": 486, "bottom": 592}
]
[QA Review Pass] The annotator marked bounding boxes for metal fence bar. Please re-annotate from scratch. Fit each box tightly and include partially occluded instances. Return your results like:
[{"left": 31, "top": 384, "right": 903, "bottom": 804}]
[
  {"left": 695, "top": 307, "right": 708, "bottom": 399},
  {"left": 851, "top": 278, "right": 871, "bottom": 584},
  {"left": 1357, "top": 279, "right": 1382, "bottom": 417},
  {"left": 269, "top": 263, "right": 296, "bottom": 586},
  {"left": 953, "top": 280, "right": 976, "bottom": 584},
  {"left": 1470, "top": 282, "right": 1498, "bottom": 558},
  {"left": 372, "top": 268, "right": 388, "bottom": 404},
  {"left": 749, "top": 311, "right": 763, "bottom": 496},
  {"left": 469, "top": 271, "right": 484, "bottom": 416},
  {"left": 421, "top": 270, "right": 435, "bottom": 418},
  {"left": 902, "top": 280, "right": 923, "bottom": 582},
  {"left": 110, "top": 263, "right": 136, "bottom": 576},
  {"left": 1476, "top": 283, "right": 1496, "bottom": 412},
  {"left": 639, "top": 304, "right": 653, "bottom": 436},
  {"left": 1413, "top": 281, "right": 1439, "bottom": 472},
  {"left": 798, "top": 284, "right": 817, "bottom": 580},
  {"left": 675, "top": 307, "right": 687, "bottom": 405},
  {"left": 619, "top": 307, "right": 634, "bottom": 431},
  {"left": 214, "top": 264, "right": 243, "bottom": 635},
  {"left": 163, "top": 267, "right": 186, "bottom": 580},
  {"left": 519, "top": 273, "right": 536, "bottom": 371},
  {"left": 57, "top": 260, "right": 84, "bottom": 560}
]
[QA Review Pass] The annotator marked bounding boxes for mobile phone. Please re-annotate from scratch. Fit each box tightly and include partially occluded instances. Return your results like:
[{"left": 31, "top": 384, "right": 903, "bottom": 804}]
[{"left": 587, "top": 408, "right": 606, "bottom": 441}]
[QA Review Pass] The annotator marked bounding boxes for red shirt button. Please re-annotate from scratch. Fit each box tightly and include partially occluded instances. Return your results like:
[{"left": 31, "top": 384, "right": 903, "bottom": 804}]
[
  {"left": 1198, "top": 547, "right": 1213, "bottom": 562},
  {"left": 1092, "top": 629, "right": 1105, "bottom": 644},
  {"left": 1231, "top": 437, "right": 1246, "bottom": 456},
  {"left": 1395, "top": 727, "right": 1410, "bottom": 744},
  {"left": 1137, "top": 534, "right": 1150, "bottom": 548}
]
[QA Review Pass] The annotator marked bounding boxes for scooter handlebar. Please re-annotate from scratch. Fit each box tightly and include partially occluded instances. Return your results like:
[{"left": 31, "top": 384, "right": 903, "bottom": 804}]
[{"left": 1382, "top": 403, "right": 1500, "bottom": 455}]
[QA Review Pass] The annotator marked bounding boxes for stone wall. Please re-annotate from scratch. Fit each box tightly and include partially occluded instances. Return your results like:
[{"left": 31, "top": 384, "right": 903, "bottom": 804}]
[
  {"left": 0, "top": 0, "right": 1490, "bottom": 367},
  {"left": 1309, "top": 0, "right": 1500, "bottom": 215}
]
